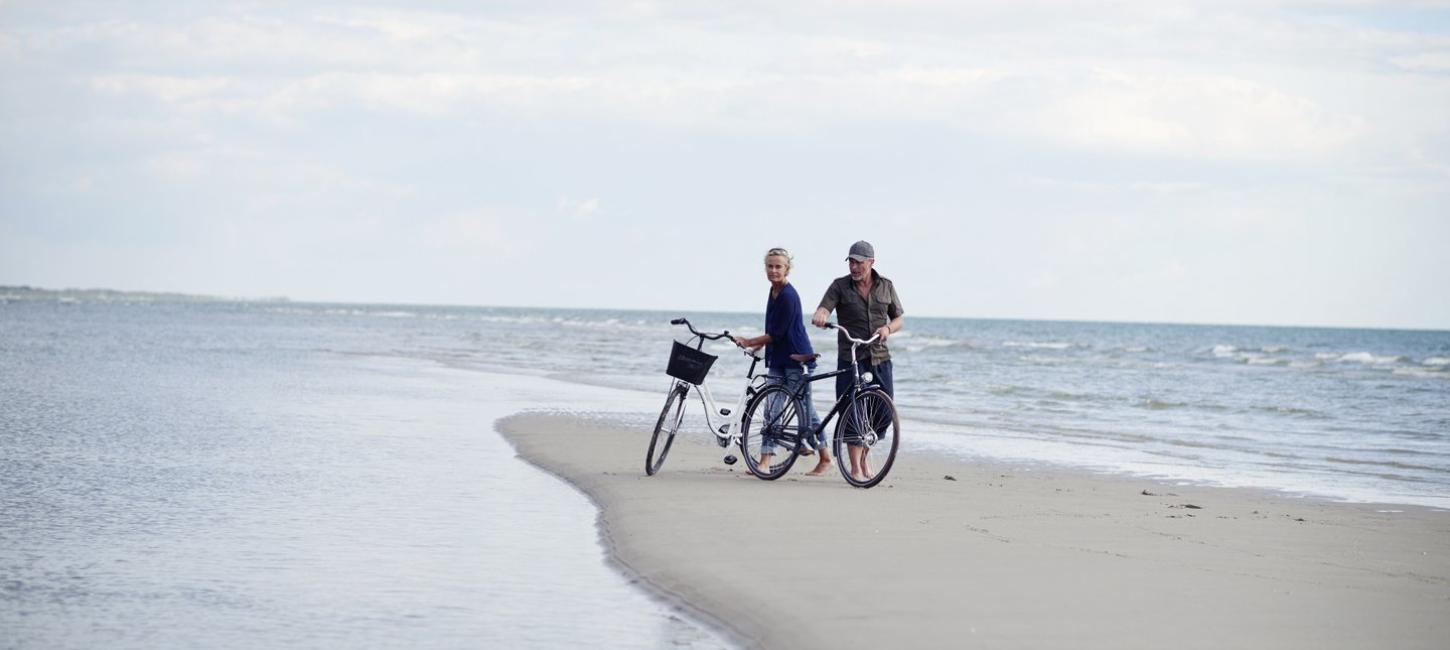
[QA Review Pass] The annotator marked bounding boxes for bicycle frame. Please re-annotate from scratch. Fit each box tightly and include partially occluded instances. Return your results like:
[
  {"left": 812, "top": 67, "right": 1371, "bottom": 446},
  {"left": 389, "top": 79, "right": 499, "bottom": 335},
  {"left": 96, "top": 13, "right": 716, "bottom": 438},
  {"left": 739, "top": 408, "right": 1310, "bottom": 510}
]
[
  {"left": 669, "top": 320, "right": 772, "bottom": 446},
  {"left": 774, "top": 323, "right": 886, "bottom": 447}
]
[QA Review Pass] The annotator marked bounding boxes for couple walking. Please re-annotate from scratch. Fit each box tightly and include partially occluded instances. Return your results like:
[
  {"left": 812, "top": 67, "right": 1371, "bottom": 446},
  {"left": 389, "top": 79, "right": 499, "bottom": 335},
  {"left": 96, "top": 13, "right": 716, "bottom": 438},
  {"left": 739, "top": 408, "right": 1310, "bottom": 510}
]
[{"left": 731, "top": 241, "right": 905, "bottom": 480}]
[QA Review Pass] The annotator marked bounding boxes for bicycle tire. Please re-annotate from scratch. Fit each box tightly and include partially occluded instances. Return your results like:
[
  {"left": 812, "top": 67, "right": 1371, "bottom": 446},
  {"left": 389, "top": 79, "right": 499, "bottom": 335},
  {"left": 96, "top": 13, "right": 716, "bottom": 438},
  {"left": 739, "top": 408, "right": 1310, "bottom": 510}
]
[
  {"left": 740, "top": 384, "right": 806, "bottom": 480},
  {"left": 833, "top": 388, "right": 900, "bottom": 488},
  {"left": 646, "top": 383, "right": 687, "bottom": 476}
]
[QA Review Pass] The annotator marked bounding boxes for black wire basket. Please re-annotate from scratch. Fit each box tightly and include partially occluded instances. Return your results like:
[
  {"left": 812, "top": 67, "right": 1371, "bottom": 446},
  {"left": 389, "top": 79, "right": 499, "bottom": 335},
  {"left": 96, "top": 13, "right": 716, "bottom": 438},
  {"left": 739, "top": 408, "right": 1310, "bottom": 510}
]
[{"left": 666, "top": 340, "right": 717, "bottom": 385}]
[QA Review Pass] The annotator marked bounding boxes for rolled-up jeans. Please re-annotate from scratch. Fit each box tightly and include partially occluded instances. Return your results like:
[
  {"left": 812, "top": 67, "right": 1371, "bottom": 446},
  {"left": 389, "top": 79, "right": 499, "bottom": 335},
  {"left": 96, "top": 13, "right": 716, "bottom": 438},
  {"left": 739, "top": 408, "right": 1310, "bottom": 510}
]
[{"left": 759, "top": 363, "right": 824, "bottom": 454}]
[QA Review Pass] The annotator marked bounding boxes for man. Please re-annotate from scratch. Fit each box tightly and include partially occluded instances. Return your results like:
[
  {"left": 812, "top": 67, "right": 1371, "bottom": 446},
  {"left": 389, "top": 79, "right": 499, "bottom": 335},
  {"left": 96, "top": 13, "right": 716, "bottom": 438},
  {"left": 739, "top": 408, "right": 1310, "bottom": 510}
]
[{"left": 811, "top": 240, "right": 904, "bottom": 481}]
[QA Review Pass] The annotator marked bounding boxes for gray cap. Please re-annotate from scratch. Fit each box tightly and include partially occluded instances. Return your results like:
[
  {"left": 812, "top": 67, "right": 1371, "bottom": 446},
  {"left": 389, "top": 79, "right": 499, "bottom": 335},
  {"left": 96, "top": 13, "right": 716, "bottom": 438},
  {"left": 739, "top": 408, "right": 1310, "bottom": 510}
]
[{"left": 846, "top": 240, "right": 875, "bottom": 262}]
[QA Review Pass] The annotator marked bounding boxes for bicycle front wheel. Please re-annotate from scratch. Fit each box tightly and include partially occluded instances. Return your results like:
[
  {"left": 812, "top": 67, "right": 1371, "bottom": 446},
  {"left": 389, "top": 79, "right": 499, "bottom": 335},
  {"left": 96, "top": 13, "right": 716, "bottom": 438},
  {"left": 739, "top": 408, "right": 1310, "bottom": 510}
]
[
  {"left": 740, "top": 384, "right": 806, "bottom": 480},
  {"left": 646, "top": 383, "right": 688, "bottom": 476},
  {"left": 833, "top": 389, "right": 900, "bottom": 488}
]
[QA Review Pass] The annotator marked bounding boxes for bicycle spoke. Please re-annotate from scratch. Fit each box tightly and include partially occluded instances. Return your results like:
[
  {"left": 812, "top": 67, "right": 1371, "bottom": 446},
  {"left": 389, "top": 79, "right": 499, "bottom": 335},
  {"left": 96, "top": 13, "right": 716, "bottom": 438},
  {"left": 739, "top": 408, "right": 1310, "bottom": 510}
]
[
  {"left": 646, "top": 386, "right": 686, "bottom": 475},
  {"left": 742, "top": 385, "right": 805, "bottom": 480},
  {"left": 833, "top": 390, "right": 900, "bottom": 488}
]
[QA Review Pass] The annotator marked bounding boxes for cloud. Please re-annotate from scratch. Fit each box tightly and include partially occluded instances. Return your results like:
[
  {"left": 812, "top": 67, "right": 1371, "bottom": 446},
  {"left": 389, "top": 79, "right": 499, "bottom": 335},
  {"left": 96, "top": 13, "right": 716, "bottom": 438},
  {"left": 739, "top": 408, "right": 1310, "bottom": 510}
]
[
  {"left": 557, "top": 196, "right": 600, "bottom": 218},
  {"left": 27, "top": 2, "right": 1427, "bottom": 167},
  {"left": 422, "top": 212, "right": 514, "bottom": 256},
  {"left": 1390, "top": 51, "right": 1450, "bottom": 72},
  {"left": 1010, "top": 69, "right": 1366, "bottom": 160}
]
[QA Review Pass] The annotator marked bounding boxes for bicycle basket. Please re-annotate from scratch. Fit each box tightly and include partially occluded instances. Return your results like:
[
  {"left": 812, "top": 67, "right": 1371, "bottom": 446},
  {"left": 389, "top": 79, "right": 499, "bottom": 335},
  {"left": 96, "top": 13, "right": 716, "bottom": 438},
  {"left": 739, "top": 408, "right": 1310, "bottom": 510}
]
[{"left": 666, "top": 340, "right": 717, "bottom": 385}]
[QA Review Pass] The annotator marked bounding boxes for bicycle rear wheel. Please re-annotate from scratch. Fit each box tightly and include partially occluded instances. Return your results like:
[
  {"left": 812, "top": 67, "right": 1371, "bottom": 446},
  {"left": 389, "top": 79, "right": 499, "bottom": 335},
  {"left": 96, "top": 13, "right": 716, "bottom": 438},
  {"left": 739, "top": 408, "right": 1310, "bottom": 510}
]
[
  {"left": 646, "top": 383, "right": 688, "bottom": 476},
  {"left": 833, "top": 389, "right": 900, "bottom": 488},
  {"left": 740, "top": 384, "right": 806, "bottom": 480}
]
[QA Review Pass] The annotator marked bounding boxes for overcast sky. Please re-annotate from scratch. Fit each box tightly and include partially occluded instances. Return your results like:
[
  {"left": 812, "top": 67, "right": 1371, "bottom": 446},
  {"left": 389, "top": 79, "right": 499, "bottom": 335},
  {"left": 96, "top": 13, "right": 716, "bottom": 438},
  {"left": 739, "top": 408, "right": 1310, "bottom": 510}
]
[{"left": 2, "top": 1, "right": 1448, "bottom": 329}]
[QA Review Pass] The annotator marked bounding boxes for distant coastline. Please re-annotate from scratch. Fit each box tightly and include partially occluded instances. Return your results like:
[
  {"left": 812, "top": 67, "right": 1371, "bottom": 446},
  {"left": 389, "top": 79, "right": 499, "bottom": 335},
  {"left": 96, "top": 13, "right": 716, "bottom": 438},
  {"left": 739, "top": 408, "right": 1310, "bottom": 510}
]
[
  {"left": 0, "top": 285, "right": 288, "bottom": 304},
  {"left": 3, "top": 285, "right": 1445, "bottom": 332}
]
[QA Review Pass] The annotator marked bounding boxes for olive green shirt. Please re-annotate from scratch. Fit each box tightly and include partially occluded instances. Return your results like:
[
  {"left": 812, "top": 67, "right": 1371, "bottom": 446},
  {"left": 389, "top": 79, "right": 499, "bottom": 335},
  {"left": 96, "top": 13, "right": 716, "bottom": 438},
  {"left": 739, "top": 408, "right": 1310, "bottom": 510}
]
[{"left": 817, "top": 270, "right": 904, "bottom": 365}]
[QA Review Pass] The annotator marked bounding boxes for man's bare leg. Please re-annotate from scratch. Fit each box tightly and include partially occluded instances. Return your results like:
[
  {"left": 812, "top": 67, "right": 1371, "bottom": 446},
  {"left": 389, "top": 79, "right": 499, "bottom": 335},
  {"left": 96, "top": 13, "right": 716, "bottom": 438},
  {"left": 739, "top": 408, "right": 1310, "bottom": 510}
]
[{"left": 848, "top": 445, "right": 868, "bottom": 481}]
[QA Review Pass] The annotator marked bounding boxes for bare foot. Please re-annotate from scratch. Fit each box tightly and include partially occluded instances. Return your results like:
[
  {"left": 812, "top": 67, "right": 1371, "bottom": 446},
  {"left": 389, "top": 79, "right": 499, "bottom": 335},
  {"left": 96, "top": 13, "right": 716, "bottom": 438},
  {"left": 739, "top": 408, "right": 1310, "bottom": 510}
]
[{"left": 805, "top": 461, "right": 831, "bottom": 476}]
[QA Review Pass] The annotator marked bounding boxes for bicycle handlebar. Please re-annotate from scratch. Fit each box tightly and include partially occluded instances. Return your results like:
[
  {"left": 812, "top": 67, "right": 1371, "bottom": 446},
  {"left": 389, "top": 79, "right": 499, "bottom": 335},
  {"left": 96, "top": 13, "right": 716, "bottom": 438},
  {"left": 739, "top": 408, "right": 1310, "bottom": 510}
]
[
  {"left": 823, "top": 322, "right": 880, "bottom": 346},
  {"left": 670, "top": 317, "right": 738, "bottom": 344}
]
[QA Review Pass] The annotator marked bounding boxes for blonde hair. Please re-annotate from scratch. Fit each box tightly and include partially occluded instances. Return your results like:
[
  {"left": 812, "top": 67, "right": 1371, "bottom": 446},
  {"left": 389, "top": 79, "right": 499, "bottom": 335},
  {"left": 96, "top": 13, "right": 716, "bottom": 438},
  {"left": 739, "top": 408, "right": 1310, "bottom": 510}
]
[{"left": 764, "top": 247, "right": 793, "bottom": 272}]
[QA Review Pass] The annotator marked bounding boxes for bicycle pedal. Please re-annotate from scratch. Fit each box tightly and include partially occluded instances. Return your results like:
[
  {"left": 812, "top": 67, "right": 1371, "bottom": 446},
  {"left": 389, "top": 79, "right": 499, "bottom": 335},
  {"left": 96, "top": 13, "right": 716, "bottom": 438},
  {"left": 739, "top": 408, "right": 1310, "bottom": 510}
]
[{"left": 722, "top": 455, "right": 738, "bottom": 465}]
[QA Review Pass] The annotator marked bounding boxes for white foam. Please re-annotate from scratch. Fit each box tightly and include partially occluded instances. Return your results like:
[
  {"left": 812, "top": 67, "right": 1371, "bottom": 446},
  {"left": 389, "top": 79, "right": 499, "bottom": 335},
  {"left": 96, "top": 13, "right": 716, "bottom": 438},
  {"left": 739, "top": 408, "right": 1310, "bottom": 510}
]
[
  {"left": 1423, "top": 357, "right": 1450, "bottom": 367},
  {"left": 1212, "top": 344, "right": 1237, "bottom": 357},
  {"left": 1338, "top": 352, "right": 1405, "bottom": 365},
  {"left": 1004, "top": 341, "right": 1073, "bottom": 350},
  {"left": 1393, "top": 367, "right": 1449, "bottom": 379},
  {"left": 1247, "top": 356, "right": 1288, "bottom": 366}
]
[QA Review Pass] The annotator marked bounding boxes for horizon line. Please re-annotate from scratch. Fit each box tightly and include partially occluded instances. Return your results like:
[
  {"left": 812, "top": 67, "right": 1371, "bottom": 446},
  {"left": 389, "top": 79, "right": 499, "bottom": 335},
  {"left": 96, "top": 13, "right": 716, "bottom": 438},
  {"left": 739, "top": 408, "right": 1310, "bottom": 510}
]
[{"left": 5, "top": 283, "right": 1448, "bottom": 334}]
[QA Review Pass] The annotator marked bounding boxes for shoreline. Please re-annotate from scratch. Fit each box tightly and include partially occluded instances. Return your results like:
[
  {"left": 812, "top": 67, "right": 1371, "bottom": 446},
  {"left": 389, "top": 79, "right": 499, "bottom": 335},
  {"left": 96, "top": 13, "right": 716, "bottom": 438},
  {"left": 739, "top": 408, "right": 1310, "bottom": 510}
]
[
  {"left": 520, "top": 369, "right": 1450, "bottom": 509},
  {"left": 498, "top": 411, "right": 1450, "bottom": 650}
]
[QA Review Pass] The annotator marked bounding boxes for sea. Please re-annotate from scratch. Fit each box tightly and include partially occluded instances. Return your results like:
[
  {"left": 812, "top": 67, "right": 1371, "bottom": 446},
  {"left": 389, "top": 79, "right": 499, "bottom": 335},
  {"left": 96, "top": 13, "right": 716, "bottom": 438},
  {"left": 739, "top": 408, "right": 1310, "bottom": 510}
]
[{"left": 3, "top": 298, "right": 1448, "bottom": 648}]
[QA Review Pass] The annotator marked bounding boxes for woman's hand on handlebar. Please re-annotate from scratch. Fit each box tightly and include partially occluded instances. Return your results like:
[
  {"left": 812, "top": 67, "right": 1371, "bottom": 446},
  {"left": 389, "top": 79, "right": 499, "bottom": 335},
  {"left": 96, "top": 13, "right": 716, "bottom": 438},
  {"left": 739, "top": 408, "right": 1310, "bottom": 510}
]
[{"left": 732, "top": 335, "right": 763, "bottom": 355}]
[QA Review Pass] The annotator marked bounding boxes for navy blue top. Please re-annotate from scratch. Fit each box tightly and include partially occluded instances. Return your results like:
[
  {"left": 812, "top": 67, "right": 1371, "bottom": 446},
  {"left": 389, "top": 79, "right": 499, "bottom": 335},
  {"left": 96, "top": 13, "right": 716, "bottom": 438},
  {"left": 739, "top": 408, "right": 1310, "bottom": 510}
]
[{"left": 764, "top": 283, "right": 816, "bottom": 369}]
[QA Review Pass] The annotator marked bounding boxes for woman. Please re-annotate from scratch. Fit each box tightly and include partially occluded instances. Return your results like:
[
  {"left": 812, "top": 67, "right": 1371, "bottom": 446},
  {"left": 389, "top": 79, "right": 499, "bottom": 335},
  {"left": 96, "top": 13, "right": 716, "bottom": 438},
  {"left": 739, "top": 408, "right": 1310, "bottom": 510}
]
[{"left": 733, "top": 247, "right": 832, "bottom": 476}]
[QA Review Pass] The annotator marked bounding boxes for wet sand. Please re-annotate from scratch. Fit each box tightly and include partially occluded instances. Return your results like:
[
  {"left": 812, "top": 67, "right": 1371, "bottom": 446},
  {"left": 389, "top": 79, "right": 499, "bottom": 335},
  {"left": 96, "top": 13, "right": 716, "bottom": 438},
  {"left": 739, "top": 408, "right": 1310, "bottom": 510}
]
[{"left": 497, "top": 413, "right": 1450, "bottom": 649}]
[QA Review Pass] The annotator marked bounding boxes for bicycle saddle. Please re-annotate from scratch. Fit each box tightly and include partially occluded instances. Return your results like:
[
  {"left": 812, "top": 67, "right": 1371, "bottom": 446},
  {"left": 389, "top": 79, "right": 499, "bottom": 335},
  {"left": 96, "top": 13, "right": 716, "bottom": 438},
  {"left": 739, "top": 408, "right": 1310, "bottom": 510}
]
[{"left": 789, "top": 353, "right": 821, "bottom": 363}]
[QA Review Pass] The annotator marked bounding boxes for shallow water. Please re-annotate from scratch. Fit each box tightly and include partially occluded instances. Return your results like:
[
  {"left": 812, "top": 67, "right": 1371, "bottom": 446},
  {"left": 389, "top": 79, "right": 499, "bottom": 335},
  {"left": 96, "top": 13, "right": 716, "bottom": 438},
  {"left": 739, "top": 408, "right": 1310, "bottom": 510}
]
[{"left": 1, "top": 301, "right": 729, "bottom": 648}]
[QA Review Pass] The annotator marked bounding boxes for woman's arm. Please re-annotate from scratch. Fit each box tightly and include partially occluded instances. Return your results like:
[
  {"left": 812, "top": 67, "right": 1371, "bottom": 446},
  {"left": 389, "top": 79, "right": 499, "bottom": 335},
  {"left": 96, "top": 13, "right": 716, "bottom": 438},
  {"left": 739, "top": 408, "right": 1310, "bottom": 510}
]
[{"left": 733, "top": 333, "right": 772, "bottom": 349}]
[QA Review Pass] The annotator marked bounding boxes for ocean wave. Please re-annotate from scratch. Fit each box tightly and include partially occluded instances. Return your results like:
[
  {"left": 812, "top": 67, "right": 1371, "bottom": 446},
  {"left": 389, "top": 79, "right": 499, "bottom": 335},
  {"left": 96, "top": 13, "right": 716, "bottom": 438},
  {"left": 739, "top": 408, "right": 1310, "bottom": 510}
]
[
  {"left": 1211, "top": 344, "right": 1237, "bottom": 357},
  {"left": 1018, "top": 354, "right": 1070, "bottom": 366},
  {"left": 898, "top": 333, "right": 973, "bottom": 353},
  {"left": 1252, "top": 405, "right": 1326, "bottom": 418},
  {"left": 1137, "top": 398, "right": 1190, "bottom": 410},
  {"left": 1323, "top": 456, "right": 1446, "bottom": 474},
  {"left": 1392, "top": 367, "right": 1449, "bottom": 380},
  {"left": 1423, "top": 357, "right": 1450, "bottom": 367},
  {"left": 1338, "top": 352, "right": 1408, "bottom": 365},
  {"left": 1004, "top": 341, "right": 1075, "bottom": 350},
  {"left": 1243, "top": 355, "right": 1288, "bottom": 366}
]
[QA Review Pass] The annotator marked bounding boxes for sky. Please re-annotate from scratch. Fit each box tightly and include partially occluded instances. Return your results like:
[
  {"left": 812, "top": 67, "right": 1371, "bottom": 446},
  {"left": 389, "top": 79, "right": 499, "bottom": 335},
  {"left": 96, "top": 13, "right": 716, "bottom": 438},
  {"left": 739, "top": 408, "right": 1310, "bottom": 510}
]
[{"left": 2, "top": 1, "right": 1448, "bottom": 329}]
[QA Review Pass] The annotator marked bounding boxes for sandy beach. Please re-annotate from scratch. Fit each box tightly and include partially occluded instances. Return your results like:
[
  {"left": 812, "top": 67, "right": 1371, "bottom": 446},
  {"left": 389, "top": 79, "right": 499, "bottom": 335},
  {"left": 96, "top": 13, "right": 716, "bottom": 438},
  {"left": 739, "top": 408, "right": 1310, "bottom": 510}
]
[{"left": 499, "top": 412, "right": 1450, "bottom": 650}]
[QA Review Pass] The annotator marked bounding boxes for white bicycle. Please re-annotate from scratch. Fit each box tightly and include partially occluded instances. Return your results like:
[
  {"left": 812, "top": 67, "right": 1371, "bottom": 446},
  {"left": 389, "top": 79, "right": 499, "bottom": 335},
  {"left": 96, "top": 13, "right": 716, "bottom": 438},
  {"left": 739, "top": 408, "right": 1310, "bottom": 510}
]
[{"left": 645, "top": 318, "right": 785, "bottom": 479}]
